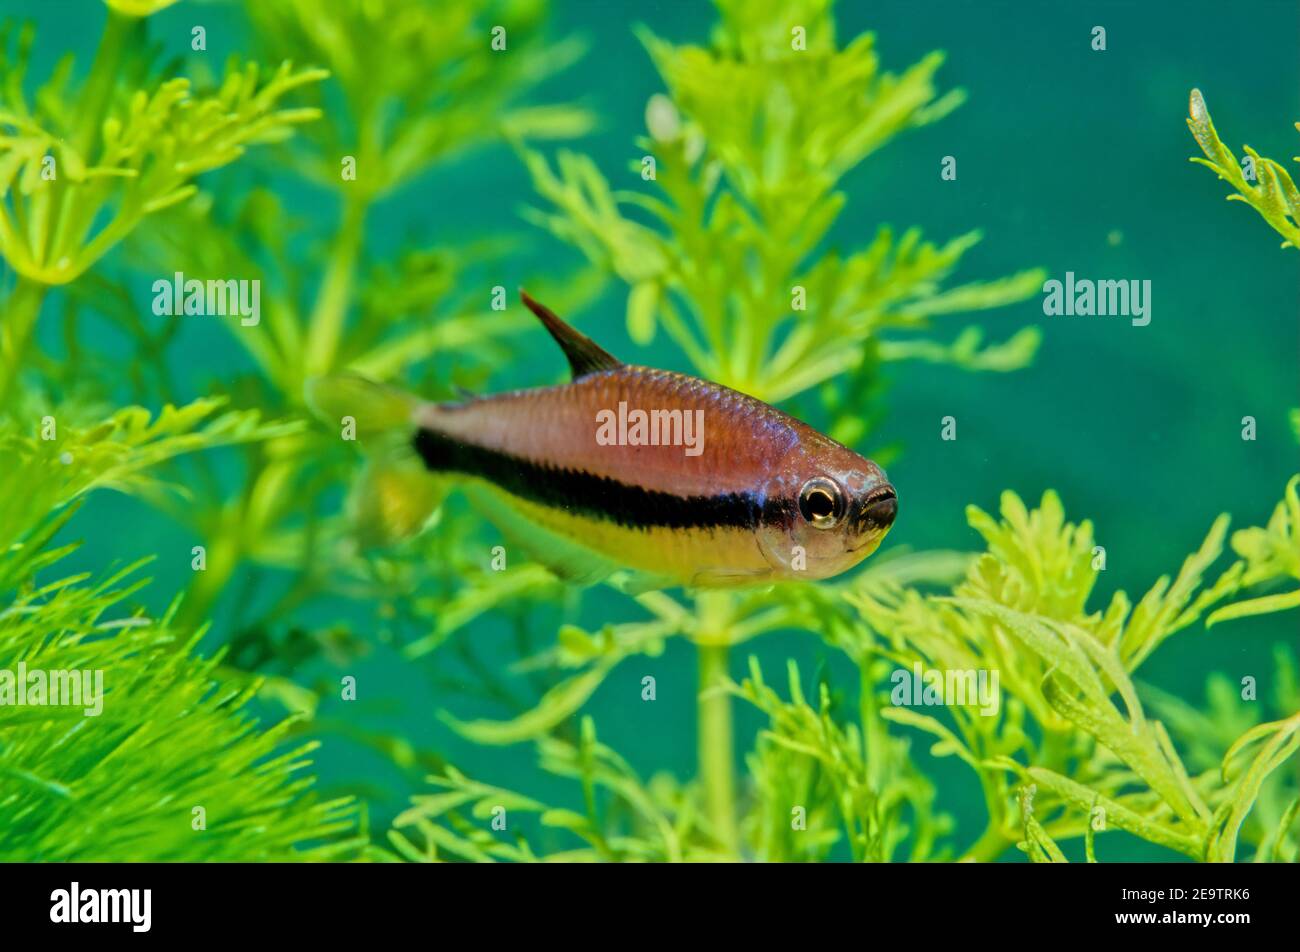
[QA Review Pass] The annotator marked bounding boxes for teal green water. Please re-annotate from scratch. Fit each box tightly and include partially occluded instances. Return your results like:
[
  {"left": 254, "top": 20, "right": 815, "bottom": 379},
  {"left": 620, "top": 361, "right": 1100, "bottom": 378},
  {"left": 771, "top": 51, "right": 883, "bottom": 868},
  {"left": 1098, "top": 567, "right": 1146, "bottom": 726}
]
[{"left": 15, "top": 0, "right": 1298, "bottom": 859}]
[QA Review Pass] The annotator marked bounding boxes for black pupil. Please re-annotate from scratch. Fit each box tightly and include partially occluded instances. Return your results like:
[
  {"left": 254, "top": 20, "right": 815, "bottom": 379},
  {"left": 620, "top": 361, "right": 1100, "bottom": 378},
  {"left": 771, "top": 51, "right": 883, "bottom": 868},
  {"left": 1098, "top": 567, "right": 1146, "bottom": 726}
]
[{"left": 802, "top": 489, "right": 835, "bottom": 521}]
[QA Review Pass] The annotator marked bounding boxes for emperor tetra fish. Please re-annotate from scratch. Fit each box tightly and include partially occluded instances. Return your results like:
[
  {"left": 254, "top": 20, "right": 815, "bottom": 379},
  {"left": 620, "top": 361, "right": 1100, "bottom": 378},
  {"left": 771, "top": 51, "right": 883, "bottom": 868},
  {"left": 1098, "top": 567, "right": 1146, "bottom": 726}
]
[{"left": 307, "top": 291, "right": 897, "bottom": 590}]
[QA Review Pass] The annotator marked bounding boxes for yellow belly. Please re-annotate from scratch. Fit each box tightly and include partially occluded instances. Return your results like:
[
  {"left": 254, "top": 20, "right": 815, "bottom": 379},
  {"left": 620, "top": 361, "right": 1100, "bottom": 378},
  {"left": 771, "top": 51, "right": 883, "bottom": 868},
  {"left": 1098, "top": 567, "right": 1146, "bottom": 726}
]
[{"left": 462, "top": 479, "right": 770, "bottom": 586}]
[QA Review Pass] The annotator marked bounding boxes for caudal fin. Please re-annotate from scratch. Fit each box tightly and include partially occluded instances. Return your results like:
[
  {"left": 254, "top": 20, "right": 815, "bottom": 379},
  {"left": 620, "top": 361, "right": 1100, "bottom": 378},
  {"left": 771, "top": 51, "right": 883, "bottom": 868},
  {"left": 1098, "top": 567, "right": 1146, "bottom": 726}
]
[
  {"left": 306, "top": 373, "right": 416, "bottom": 437},
  {"left": 306, "top": 374, "right": 446, "bottom": 548}
]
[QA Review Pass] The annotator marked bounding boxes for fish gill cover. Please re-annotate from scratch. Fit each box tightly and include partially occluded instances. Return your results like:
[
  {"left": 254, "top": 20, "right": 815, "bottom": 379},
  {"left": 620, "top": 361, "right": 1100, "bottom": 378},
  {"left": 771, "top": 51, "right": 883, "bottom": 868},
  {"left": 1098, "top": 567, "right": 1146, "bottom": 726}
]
[{"left": 0, "top": 0, "right": 1294, "bottom": 865}]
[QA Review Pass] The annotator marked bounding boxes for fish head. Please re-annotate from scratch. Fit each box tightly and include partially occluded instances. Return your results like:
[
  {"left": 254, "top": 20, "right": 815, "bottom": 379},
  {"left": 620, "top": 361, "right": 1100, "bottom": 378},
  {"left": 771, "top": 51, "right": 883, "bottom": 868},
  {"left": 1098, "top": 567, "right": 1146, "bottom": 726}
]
[{"left": 757, "top": 439, "right": 896, "bottom": 580}]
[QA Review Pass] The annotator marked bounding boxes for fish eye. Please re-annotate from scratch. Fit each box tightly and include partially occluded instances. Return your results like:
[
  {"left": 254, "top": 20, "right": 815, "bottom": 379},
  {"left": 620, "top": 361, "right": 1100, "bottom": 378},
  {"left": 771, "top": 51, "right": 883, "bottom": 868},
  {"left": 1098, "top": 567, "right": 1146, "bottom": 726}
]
[{"left": 798, "top": 477, "right": 843, "bottom": 529}]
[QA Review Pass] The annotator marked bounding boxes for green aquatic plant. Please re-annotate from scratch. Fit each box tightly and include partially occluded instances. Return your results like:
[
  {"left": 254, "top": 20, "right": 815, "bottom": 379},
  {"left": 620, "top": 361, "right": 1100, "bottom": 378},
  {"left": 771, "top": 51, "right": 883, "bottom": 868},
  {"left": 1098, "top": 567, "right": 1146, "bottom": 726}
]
[
  {"left": 728, "top": 655, "right": 948, "bottom": 862},
  {"left": 0, "top": 395, "right": 359, "bottom": 860},
  {"left": 75, "top": 0, "right": 596, "bottom": 649},
  {"left": 6, "top": 0, "right": 601, "bottom": 822},
  {"left": 388, "top": 716, "right": 712, "bottom": 862},
  {"left": 398, "top": 481, "right": 1298, "bottom": 863},
  {"left": 1187, "top": 88, "right": 1300, "bottom": 519},
  {"left": 242, "top": 0, "right": 593, "bottom": 383},
  {"left": 840, "top": 484, "right": 1299, "bottom": 862},
  {"left": 104, "top": 0, "right": 181, "bottom": 16},
  {"left": 8, "top": 0, "right": 1032, "bottom": 860},
  {"left": 522, "top": 0, "right": 1044, "bottom": 411},
  {"left": 1187, "top": 88, "right": 1300, "bottom": 250},
  {"left": 2, "top": 0, "right": 1293, "bottom": 866},
  {"left": 1207, "top": 476, "right": 1300, "bottom": 626},
  {"left": 0, "top": 8, "right": 326, "bottom": 400},
  {"left": 0, "top": 1, "right": 368, "bottom": 859}
]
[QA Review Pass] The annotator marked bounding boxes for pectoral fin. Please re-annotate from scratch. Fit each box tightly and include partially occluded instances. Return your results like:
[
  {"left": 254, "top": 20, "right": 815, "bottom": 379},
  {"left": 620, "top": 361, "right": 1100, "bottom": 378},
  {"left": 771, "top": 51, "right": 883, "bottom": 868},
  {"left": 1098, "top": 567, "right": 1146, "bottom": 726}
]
[
  {"left": 688, "top": 567, "right": 775, "bottom": 589},
  {"left": 460, "top": 482, "right": 619, "bottom": 587}
]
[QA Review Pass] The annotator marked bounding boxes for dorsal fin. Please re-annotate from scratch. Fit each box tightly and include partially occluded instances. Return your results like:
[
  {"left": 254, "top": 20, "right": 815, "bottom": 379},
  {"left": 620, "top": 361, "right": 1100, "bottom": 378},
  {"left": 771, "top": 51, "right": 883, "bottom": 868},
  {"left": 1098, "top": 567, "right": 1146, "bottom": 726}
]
[{"left": 520, "top": 289, "right": 622, "bottom": 379}]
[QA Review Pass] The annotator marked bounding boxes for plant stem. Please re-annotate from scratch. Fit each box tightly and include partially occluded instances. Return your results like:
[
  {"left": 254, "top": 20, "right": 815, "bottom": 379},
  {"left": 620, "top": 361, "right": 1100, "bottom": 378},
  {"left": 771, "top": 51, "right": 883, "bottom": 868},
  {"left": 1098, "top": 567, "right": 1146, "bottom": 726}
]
[
  {"left": 175, "top": 518, "right": 241, "bottom": 635},
  {"left": 74, "top": 11, "right": 136, "bottom": 157},
  {"left": 961, "top": 823, "right": 1013, "bottom": 862},
  {"left": 697, "top": 639, "right": 737, "bottom": 855},
  {"left": 0, "top": 277, "right": 49, "bottom": 404},
  {"left": 304, "top": 195, "right": 367, "bottom": 378},
  {"left": 858, "top": 658, "right": 886, "bottom": 790}
]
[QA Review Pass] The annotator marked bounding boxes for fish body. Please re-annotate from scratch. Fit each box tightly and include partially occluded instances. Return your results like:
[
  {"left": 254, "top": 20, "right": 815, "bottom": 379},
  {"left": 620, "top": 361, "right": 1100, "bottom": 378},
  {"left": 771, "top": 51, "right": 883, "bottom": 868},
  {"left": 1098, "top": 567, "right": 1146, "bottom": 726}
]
[{"left": 310, "top": 292, "right": 897, "bottom": 589}]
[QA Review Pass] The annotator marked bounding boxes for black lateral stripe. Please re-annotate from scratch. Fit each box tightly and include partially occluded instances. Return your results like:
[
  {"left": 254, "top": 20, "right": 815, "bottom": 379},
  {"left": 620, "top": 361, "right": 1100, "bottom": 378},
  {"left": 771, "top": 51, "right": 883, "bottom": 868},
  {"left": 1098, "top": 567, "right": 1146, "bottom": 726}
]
[{"left": 412, "top": 428, "right": 769, "bottom": 530}]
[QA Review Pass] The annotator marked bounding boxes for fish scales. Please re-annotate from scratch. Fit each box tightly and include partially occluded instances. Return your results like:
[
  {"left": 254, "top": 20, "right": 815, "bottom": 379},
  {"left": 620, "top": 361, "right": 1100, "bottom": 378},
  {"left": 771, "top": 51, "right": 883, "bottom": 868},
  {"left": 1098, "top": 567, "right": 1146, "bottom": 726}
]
[{"left": 416, "top": 366, "right": 801, "bottom": 501}]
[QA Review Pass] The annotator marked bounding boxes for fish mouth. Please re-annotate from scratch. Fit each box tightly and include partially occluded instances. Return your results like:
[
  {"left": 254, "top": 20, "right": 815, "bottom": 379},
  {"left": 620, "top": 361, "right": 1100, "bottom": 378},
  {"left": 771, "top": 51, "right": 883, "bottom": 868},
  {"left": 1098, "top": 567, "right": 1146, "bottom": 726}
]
[
  {"left": 842, "top": 488, "right": 897, "bottom": 555},
  {"left": 856, "top": 487, "right": 898, "bottom": 532}
]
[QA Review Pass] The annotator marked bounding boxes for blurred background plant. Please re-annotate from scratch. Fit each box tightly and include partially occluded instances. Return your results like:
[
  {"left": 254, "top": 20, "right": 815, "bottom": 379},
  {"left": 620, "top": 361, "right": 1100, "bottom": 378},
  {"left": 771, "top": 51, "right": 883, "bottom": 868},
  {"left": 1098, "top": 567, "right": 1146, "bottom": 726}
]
[
  {"left": 1186, "top": 88, "right": 1300, "bottom": 443},
  {"left": 1187, "top": 88, "right": 1300, "bottom": 251},
  {"left": 0, "top": 0, "right": 1295, "bottom": 862}
]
